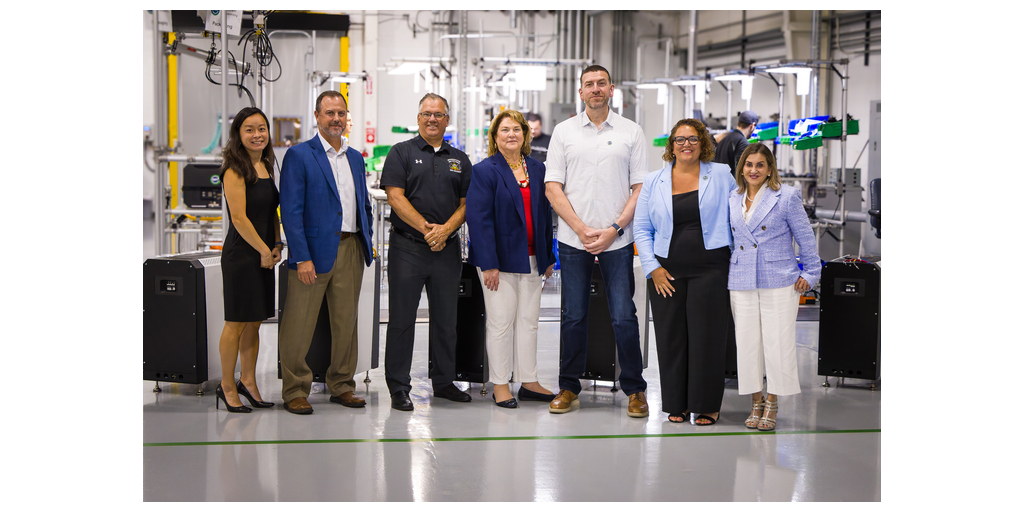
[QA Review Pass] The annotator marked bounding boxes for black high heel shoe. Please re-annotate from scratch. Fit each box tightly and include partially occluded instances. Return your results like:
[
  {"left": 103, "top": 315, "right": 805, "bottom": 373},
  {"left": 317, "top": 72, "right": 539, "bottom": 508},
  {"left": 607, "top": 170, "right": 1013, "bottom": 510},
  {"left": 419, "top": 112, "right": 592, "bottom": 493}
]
[
  {"left": 215, "top": 384, "right": 252, "bottom": 413},
  {"left": 236, "top": 381, "right": 275, "bottom": 408}
]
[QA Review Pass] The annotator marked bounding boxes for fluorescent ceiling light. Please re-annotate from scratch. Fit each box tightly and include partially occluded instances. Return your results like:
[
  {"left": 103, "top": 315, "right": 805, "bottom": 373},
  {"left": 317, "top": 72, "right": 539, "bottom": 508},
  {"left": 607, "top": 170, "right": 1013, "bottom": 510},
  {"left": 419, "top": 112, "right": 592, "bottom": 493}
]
[
  {"left": 672, "top": 79, "right": 707, "bottom": 104},
  {"left": 714, "top": 74, "right": 754, "bottom": 101},
  {"left": 765, "top": 66, "right": 811, "bottom": 96}
]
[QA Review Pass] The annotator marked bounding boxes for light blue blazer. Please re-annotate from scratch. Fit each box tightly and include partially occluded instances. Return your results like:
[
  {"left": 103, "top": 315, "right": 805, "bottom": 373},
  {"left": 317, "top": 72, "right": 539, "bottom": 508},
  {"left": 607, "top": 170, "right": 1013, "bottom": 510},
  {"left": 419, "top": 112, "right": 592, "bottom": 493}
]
[
  {"left": 727, "top": 184, "right": 821, "bottom": 291},
  {"left": 279, "top": 135, "right": 373, "bottom": 272},
  {"left": 634, "top": 160, "right": 737, "bottom": 278}
]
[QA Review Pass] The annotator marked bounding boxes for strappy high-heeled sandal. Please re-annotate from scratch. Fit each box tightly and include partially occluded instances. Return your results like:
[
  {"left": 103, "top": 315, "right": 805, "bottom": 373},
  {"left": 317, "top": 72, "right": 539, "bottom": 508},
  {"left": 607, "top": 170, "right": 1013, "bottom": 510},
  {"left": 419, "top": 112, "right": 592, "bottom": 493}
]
[
  {"left": 745, "top": 397, "right": 766, "bottom": 429},
  {"left": 757, "top": 399, "right": 778, "bottom": 431}
]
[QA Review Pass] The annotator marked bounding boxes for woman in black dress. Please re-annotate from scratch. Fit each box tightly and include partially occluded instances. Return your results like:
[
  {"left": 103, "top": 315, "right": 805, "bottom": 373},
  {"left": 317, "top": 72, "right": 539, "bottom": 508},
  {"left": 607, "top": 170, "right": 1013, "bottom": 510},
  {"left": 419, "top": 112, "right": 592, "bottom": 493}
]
[
  {"left": 216, "top": 107, "right": 281, "bottom": 413},
  {"left": 633, "top": 119, "right": 737, "bottom": 425}
]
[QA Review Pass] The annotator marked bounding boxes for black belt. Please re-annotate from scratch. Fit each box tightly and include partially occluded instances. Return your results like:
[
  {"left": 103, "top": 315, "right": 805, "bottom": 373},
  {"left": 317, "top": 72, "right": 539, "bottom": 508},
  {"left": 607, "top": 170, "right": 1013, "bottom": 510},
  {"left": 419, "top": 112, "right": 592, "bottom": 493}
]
[{"left": 391, "top": 227, "right": 458, "bottom": 245}]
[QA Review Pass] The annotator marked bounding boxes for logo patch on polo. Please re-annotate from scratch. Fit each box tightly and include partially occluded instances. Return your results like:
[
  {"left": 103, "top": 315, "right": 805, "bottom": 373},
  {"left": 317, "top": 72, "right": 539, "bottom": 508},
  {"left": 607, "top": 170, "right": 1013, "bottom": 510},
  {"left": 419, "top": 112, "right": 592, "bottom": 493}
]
[{"left": 447, "top": 159, "right": 462, "bottom": 173}]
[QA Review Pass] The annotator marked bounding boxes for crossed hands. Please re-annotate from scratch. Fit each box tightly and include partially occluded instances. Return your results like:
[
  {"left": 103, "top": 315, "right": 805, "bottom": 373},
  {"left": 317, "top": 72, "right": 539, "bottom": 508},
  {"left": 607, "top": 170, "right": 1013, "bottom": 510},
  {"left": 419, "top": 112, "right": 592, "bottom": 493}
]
[
  {"left": 578, "top": 225, "right": 617, "bottom": 255},
  {"left": 424, "top": 222, "right": 450, "bottom": 252}
]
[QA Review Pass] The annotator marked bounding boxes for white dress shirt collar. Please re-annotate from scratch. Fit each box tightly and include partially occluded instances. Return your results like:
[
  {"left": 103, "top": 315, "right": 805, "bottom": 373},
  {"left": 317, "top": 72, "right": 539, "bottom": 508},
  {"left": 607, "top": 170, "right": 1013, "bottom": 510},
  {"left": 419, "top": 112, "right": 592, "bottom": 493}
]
[{"left": 317, "top": 130, "right": 349, "bottom": 155}]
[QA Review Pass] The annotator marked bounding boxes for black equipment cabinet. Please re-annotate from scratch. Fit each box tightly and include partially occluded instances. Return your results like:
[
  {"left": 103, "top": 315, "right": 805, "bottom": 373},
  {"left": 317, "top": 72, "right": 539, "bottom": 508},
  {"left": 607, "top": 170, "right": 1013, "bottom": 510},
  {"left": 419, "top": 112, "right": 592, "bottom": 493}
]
[
  {"left": 817, "top": 261, "right": 881, "bottom": 380},
  {"left": 453, "top": 262, "right": 488, "bottom": 383},
  {"left": 143, "top": 252, "right": 224, "bottom": 385}
]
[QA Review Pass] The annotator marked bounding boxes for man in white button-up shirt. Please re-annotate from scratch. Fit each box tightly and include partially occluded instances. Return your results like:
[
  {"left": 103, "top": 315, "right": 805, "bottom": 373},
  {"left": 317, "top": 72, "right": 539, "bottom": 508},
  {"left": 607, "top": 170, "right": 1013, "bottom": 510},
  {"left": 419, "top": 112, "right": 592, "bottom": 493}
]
[{"left": 545, "top": 65, "right": 651, "bottom": 418}]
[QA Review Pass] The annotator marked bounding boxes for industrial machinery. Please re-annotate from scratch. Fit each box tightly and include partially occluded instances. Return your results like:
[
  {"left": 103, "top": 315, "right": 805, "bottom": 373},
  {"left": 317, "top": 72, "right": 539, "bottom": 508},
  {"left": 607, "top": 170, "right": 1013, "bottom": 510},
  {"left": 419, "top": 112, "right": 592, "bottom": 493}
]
[
  {"left": 817, "top": 259, "right": 880, "bottom": 383},
  {"left": 143, "top": 251, "right": 225, "bottom": 393}
]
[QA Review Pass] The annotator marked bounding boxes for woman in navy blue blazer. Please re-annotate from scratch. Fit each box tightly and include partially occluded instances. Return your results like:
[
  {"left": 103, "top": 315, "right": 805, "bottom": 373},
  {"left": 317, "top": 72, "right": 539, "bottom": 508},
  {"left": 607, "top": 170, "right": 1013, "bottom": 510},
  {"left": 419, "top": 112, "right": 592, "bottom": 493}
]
[
  {"left": 634, "top": 119, "right": 736, "bottom": 425},
  {"left": 466, "top": 110, "right": 557, "bottom": 408},
  {"left": 728, "top": 143, "right": 820, "bottom": 431}
]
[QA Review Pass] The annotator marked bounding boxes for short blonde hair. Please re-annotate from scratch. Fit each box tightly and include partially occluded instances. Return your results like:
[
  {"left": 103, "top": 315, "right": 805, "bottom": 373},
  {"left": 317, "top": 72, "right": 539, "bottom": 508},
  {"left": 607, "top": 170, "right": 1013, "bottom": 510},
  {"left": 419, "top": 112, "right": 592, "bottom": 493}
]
[
  {"left": 735, "top": 142, "right": 782, "bottom": 194},
  {"left": 486, "top": 109, "right": 532, "bottom": 158}
]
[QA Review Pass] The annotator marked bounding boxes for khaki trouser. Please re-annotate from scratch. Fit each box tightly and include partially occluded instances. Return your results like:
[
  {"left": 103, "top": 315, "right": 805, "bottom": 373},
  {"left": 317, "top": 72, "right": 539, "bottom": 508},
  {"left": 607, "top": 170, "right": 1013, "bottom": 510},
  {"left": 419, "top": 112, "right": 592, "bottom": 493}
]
[{"left": 279, "top": 236, "right": 364, "bottom": 402}]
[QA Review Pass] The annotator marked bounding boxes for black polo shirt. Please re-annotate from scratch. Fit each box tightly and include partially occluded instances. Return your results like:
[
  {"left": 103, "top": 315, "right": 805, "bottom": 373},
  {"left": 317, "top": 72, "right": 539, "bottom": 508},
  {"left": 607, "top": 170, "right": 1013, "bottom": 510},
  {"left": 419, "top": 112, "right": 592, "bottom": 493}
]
[
  {"left": 380, "top": 134, "right": 473, "bottom": 237},
  {"left": 713, "top": 129, "right": 750, "bottom": 173},
  {"left": 529, "top": 132, "right": 551, "bottom": 163}
]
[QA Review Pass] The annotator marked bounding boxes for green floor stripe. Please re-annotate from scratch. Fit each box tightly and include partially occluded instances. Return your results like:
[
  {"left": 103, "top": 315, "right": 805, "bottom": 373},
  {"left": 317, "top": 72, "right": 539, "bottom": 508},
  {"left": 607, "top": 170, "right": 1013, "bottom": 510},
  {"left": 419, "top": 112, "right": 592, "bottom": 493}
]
[{"left": 144, "top": 428, "right": 880, "bottom": 448}]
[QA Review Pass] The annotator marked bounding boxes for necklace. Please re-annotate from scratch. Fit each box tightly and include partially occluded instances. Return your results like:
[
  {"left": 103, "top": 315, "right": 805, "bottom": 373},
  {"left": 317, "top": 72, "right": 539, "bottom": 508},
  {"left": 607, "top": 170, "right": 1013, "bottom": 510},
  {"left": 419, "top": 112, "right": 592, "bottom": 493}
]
[{"left": 505, "top": 154, "right": 529, "bottom": 188}]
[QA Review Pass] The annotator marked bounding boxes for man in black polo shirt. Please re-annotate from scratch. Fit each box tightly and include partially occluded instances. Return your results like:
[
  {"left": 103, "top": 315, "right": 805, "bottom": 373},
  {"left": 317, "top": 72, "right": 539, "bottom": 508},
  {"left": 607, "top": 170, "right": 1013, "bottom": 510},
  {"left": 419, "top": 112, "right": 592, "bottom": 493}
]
[
  {"left": 713, "top": 110, "right": 759, "bottom": 173},
  {"left": 380, "top": 93, "right": 474, "bottom": 411}
]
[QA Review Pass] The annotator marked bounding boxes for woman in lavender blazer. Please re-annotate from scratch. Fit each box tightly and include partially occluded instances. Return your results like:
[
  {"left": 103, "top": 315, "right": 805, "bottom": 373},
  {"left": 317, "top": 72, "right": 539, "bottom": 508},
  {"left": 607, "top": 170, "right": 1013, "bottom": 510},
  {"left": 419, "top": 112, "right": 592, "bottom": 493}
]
[{"left": 728, "top": 143, "right": 820, "bottom": 431}]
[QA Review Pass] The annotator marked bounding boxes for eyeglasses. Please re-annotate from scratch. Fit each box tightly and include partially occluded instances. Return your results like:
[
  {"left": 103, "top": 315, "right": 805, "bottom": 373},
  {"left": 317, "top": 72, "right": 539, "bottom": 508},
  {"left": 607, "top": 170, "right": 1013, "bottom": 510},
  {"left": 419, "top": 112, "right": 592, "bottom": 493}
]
[
  {"left": 419, "top": 112, "right": 448, "bottom": 120},
  {"left": 672, "top": 136, "right": 700, "bottom": 145}
]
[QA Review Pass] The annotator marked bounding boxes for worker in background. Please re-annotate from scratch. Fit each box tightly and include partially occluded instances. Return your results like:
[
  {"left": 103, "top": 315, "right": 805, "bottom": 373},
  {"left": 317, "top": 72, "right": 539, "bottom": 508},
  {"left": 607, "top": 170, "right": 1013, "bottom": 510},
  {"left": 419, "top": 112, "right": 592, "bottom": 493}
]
[
  {"left": 380, "top": 93, "right": 475, "bottom": 412},
  {"left": 544, "top": 64, "right": 650, "bottom": 418},
  {"left": 526, "top": 112, "right": 551, "bottom": 163},
  {"left": 713, "top": 110, "right": 759, "bottom": 174},
  {"left": 278, "top": 91, "right": 374, "bottom": 415}
]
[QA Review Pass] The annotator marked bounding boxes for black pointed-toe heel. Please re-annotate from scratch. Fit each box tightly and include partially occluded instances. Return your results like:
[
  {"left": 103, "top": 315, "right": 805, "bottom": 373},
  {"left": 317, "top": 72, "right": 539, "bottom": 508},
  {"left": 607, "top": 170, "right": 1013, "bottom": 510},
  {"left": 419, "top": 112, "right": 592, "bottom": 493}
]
[
  {"left": 236, "top": 381, "right": 274, "bottom": 408},
  {"left": 215, "top": 384, "right": 252, "bottom": 413}
]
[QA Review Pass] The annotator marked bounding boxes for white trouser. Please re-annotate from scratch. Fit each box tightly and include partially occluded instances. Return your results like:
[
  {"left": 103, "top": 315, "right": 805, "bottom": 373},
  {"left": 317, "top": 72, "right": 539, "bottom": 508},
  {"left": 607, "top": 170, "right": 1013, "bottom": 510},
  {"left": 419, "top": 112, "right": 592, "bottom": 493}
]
[
  {"left": 730, "top": 285, "right": 802, "bottom": 396},
  {"left": 477, "top": 257, "right": 544, "bottom": 385}
]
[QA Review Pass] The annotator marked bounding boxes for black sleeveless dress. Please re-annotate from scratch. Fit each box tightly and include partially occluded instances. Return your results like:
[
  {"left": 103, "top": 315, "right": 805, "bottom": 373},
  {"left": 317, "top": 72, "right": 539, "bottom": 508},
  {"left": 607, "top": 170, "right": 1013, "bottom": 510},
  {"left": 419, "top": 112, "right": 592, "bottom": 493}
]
[{"left": 222, "top": 177, "right": 279, "bottom": 322}]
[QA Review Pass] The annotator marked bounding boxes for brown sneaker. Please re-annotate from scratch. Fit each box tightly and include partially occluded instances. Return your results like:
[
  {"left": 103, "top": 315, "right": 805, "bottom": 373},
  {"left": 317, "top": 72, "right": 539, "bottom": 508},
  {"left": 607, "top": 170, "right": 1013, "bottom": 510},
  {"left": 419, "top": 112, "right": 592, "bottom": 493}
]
[
  {"left": 284, "top": 396, "right": 313, "bottom": 415},
  {"left": 549, "top": 390, "right": 579, "bottom": 414},
  {"left": 627, "top": 391, "right": 649, "bottom": 418}
]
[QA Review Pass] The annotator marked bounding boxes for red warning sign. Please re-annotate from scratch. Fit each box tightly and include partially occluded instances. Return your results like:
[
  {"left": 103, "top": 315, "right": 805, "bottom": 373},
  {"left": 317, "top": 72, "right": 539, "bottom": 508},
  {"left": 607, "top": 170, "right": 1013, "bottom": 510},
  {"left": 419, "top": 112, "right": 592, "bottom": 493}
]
[{"left": 366, "top": 127, "right": 376, "bottom": 144}]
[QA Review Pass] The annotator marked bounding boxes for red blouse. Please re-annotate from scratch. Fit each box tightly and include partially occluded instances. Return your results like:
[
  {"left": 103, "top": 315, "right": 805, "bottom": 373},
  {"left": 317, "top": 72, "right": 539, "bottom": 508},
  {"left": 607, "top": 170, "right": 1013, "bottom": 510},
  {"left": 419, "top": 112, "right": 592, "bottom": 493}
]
[{"left": 519, "top": 177, "right": 535, "bottom": 256}]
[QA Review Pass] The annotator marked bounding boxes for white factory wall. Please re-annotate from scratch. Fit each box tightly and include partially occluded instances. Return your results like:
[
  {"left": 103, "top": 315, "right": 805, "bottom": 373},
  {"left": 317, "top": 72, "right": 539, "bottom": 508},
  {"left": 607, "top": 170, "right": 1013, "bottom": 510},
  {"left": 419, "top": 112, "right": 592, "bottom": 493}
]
[{"left": 144, "top": 9, "right": 880, "bottom": 196}]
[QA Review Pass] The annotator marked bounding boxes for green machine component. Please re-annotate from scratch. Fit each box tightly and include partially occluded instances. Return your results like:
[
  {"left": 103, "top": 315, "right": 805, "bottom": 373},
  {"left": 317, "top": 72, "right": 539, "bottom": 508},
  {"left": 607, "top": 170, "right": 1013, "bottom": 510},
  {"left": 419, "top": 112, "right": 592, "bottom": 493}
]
[
  {"left": 821, "top": 119, "right": 859, "bottom": 138},
  {"left": 365, "top": 145, "right": 392, "bottom": 173},
  {"left": 757, "top": 127, "right": 778, "bottom": 140},
  {"left": 793, "top": 135, "right": 823, "bottom": 150},
  {"left": 392, "top": 126, "right": 413, "bottom": 133},
  {"left": 653, "top": 135, "right": 668, "bottom": 147}
]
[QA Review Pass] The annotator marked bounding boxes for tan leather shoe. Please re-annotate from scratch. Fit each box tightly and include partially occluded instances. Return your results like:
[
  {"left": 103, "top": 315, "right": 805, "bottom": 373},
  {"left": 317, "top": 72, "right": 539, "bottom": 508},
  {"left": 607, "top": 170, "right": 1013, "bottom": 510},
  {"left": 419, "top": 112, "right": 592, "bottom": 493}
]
[
  {"left": 284, "top": 396, "right": 313, "bottom": 415},
  {"left": 330, "top": 391, "right": 366, "bottom": 408},
  {"left": 627, "top": 391, "right": 649, "bottom": 418},
  {"left": 548, "top": 390, "right": 579, "bottom": 414}
]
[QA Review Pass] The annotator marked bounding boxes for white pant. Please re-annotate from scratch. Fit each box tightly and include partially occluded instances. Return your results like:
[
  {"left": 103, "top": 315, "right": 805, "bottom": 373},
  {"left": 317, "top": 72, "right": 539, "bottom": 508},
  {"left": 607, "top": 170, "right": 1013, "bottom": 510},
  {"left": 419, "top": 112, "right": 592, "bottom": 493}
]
[
  {"left": 730, "top": 286, "right": 802, "bottom": 396},
  {"left": 477, "top": 257, "right": 544, "bottom": 385}
]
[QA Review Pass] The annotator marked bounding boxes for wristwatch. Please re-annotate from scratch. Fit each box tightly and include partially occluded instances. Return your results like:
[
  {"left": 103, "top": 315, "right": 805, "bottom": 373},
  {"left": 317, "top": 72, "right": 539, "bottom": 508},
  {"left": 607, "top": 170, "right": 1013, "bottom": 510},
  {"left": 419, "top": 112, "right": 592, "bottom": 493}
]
[{"left": 611, "top": 223, "right": 624, "bottom": 237}]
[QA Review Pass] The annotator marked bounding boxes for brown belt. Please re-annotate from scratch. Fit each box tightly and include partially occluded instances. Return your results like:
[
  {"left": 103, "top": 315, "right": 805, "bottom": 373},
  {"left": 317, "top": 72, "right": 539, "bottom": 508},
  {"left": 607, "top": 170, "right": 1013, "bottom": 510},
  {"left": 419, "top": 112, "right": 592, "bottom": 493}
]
[{"left": 338, "top": 232, "right": 354, "bottom": 241}]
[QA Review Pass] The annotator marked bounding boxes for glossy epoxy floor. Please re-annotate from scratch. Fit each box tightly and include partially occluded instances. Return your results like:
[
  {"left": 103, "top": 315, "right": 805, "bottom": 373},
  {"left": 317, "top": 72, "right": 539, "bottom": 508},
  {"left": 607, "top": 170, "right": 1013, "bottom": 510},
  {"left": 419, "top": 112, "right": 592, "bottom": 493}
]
[{"left": 142, "top": 309, "right": 881, "bottom": 502}]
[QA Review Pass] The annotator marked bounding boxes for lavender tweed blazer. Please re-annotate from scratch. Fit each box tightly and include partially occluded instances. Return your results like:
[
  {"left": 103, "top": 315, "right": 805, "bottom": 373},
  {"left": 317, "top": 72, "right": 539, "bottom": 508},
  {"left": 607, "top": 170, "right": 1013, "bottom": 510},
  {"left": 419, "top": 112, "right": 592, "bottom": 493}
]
[{"left": 727, "top": 184, "right": 821, "bottom": 291}]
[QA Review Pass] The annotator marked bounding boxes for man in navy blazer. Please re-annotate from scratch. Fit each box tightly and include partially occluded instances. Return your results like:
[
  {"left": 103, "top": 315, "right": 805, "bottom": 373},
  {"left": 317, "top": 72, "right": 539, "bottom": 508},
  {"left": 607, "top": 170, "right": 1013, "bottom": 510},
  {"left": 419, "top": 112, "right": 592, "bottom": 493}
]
[{"left": 278, "top": 91, "right": 373, "bottom": 415}]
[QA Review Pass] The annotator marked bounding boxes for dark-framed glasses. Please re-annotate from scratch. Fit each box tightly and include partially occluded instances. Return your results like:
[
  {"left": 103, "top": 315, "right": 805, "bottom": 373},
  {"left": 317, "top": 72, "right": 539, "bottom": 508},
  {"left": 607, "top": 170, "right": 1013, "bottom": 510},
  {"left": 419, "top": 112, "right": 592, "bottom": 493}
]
[
  {"left": 672, "top": 136, "right": 700, "bottom": 145},
  {"left": 419, "top": 112, "right": 448, "bottom": 120}
]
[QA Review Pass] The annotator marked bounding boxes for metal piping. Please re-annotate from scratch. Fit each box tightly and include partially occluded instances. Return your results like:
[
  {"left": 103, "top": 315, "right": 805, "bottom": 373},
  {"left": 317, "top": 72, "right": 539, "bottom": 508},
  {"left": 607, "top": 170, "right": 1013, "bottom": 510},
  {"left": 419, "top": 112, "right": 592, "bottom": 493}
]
[{"left": 153, "top": 12, "right": 167, "bottom": 255}]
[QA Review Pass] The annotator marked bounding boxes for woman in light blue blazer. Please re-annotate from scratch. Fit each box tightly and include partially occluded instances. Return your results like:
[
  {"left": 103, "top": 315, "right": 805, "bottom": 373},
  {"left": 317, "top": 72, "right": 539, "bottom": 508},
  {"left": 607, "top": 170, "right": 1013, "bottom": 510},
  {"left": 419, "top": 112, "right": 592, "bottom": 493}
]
[
  {"left": 728, "top": 142, "right": 820, "bottom": 431},
  {"left": 634, "top": 119, "right": 736, "bottom": 425},
  {"left": 466, "top": 109, "right": 556, "bottom": 409}
]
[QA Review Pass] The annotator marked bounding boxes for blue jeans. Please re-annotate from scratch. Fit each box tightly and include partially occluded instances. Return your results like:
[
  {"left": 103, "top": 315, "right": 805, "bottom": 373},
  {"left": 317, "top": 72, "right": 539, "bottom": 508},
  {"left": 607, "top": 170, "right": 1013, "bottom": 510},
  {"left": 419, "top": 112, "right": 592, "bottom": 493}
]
[{"left": 557, "top": 242, "right": 647, "bottom": 395}]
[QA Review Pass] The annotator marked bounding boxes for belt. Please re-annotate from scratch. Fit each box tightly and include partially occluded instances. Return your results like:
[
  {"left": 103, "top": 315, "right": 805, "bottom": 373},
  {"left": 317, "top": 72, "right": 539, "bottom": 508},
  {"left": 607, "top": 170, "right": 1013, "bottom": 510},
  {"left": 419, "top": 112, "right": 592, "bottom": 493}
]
[
  {"left": 336, "top": 231, "right": 356, "bottom": 241},
  {"left": 391, "top": 227, "right": 458, "bottom": 245}
]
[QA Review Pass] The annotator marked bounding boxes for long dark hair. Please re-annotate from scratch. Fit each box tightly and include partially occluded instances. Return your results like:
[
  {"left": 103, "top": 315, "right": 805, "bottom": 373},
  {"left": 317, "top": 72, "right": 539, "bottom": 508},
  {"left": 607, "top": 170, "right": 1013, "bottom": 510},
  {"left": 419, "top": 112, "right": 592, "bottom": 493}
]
[{"left": 221, "top": 107, "right": 275, "bottom": 184}]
